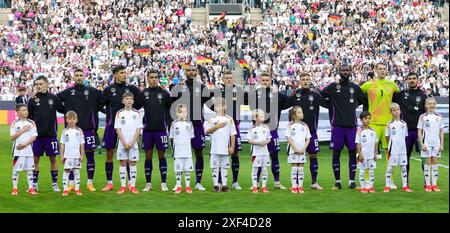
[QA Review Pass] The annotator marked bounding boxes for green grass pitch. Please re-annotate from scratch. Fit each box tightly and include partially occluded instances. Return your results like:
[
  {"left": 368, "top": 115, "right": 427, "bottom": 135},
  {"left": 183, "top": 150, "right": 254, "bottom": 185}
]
[{"left": 0, "top": 125, "right": 448, "bottom": 213}]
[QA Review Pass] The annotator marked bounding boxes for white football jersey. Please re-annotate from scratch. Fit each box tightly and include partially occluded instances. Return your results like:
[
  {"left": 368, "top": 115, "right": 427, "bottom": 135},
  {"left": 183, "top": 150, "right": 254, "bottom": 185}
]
[
  {"left": 355, "top": 127, "right": 378, "bottom": 160},
  {"left": 247, "top": 124, "right": 271, "bottom": 156},
  {"left": 10, "top": 119, "right": 37, "bottom": 157},
  {"left": 285, "top": 121, "right": 311, "bottom": 155},
  {"left": 60, "top": 127, "right": 85, "bottom": 159},
  {"left": 114, "top": 109, "right": 143, "bottom": 149},
  {"left": 417, "top": 112, "right": 444, "bottom": 147},
  {"left": 205, "top": 115, "right": 237, "bottom": 155},
  {"left": 169, "top": 120, "right": 195, "bottom": 158},
  {"left": 385, "top": 120, "right": 408, "bottom": 155}
]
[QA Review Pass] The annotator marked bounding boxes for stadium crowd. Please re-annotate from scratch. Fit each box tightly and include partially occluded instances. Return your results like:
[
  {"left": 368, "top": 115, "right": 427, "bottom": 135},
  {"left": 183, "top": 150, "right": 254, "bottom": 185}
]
[{"left": 0, "top": 0, "right": 449, "bottom": 101}]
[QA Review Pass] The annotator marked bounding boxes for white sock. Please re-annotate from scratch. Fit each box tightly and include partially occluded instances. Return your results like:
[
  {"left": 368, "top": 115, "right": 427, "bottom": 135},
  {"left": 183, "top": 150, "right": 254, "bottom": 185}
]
[
  {"left": 87, "top": 179, "right": 93, "bottom": 185},
  {"left": 369, "top": 169, "right": 375, "bottom": 188},
  {"left": 27, "top": 170, "right": 34, "bottom": 189},
  {"left": 63, "top": 171, "right": 69, "bottom": 190},
  {"left": 298, "top": 166, "right": 304, "bottom": 188},
  {"left": 73, "top": 169, "right": 81, "bottom": 190},
  {"left": 359, "top": 169, "right": 365, "bottom": 188},
  {"left": 220, "top": 167, "right": 228, "bottom": 187},
  {"left": 261, "top": 166, "right": 268, "bottom": 188},
  {"left": 385, "top": 165, "right": 393, "bottom": 187},
  {"left": 12, "top": 171, "right": 18, "bottom": 189},
  {"left": 130, "top": 165, "right": 137, "bottom": 187},
  {"left": 185, "top": 172, "right": 191, "bottom": 188},
  {"left": 175, "top": 172, "right": 182, "bottom": 187},
  {"left": 400, "top": 165, "right": 408, "bottom": 188},
  {"left": 431, "top": 164, "right": 439, "bottom": 186},
  {"left": 119, "top": 165, "right": 127, "bottom": 187},
  {"left": 251, "top": 166, "right": 258, "bottom": 188},
  {"left": 212, "top": 168, "right": 219, "bottom": 186},
  {"left": 424, "top": 164, "right": 431, "bottom": 186},
  {"left": 291, "top": 166, "right": 298, "bottom": 188}
]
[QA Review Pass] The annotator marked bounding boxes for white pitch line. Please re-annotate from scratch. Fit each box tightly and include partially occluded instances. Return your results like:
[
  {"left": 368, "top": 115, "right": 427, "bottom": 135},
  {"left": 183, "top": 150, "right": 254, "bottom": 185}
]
[{"left": 411, "top": 158, "right": 449, "bottom": 169}]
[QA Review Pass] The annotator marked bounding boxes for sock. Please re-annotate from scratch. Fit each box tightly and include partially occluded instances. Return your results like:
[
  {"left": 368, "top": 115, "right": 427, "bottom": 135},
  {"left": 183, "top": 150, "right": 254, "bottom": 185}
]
[
  {"left": 212, "top": 168, "right": 219, "bottom": 186},
  {"left": 69, "top": 172, "right": 74, "bottom": 184},
  {"left": 195, "top": 156, "right": 204, "bottom": 184},
  {"left": 126, "top": 163, "right": 130, "bottom": 181},
  {"left": 349, "top": 150, "right": 357, "bottom": 182},
  {"left": 252, "top": 166, "right": 258, "bottom": 188},
  {"left": 144, "top": 159, "right": 153, "bottom": 183},
  {"left": 51, "top": 170, "right": 59, "bottom": 184},
  {"left": 400, "top": 165, "right": 408, "bottom": 188},
  {"left": 185, "top": 172, "right": 191, "bottom": 188},
  {"left": 424, "top": 164, "right": 431, "bottom": 186},
  {"left": 298, "top": 166, "right": 304, "bottom": 188},
  {"left": 33, "top": 170, "right": 39, "bottom": 184},
  {"left": 359, "top": 169, "right": 365, "bottom": 189},
  {"left": 431, "top": 164, "right": 439, "bottom": 186},
  {"left": 119, "top": 165, "right": 127, "bottom": 187},
  {"left": 86, "top": 151, "right": 95, "bottom": 180},
  {"left": 220, "top": 167, "right": 228, "bottom": 187},
  {"left": 105, "top": 162, "right": 113, "bottom": 182},
  {"left": 310, "top": 157, "right": 318, "bottom": 184},
  {"left": 256, "top": 167, "right": 261, "bottom": 183},
  {"left": 332, "top": 150, "right": 341, "bottom": 181},
  {"left": 231, "top": 156, "right": 240, "bottom": 183},
  {"left": 406, "top": 153, "right": 412, "bottom": 184},
  {"left": 369, "top": 169, "right": 375, "bottom": 188},
  {"left": 74, "top": 169, "right": 81, "bottom": 190},
  {"left": 261, "top": 166, "right": 268, "bottom": 188},
  {"left": 12, "top": 171, "right": 18, "bottom": 189},
  {"left": 291, "top": 166, "right": 298, "bottom": 188},
  {"left": 175, "top": 172, "right": 182, "bottom": 187},
  {"left": 218, "top": 170, "right": 222, "bottom": 184},
  {"left": 130, "top": 165, "right": 137, "bottom": 187},
  {"left": 27, "top": 170, "right": 34, "bottom": 189},
  {"left": 386, "top": 165, "right": 393, "bottom": 187},
  {"left": 63, "top": 171, "right": 69, "bottom": 190},
  {"left": 270, "top": 153, "right": 280, "bottom": 182},
  {"left": 159, "top": 158, "right": 167, "bottom": 183}
]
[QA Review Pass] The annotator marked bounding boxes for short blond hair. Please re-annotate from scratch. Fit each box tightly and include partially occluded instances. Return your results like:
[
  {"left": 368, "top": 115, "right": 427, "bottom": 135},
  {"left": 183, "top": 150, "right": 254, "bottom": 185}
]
[
  {"left": 65, "top": 111, "right": 78, "bottom": 119},
  {"left": 253, "top": 109, "right": 265, "bottom": 121},
  {"left": 390, "top": 103, "right": 400, "bottom": 112}
]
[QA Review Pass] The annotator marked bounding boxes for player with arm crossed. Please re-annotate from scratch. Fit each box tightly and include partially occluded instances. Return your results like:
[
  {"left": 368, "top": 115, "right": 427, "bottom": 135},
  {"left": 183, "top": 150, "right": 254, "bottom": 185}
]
[
  {"left": 205, "top": 98, "right": 237, "bottom": 192},
  {"left": 10, "top": 104, "right": 38, "bottom": 195}
]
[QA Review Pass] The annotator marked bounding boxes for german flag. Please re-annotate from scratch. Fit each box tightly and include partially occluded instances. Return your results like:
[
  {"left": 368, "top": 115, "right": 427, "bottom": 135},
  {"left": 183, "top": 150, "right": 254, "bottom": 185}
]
[
  {"left": 196, "top": 55, "right": 213, "bottom": 64},
  {"left": 238, "top": 59, "right": 250, "bottom": 70}
]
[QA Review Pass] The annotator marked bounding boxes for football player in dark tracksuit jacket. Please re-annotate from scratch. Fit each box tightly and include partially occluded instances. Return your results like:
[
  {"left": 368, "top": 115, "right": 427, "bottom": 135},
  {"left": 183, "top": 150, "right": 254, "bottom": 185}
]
[
  {"left": 287, "top": 72, "right": 329, "bottom": 190},
  {"left": 98, "top": 65, "right": 140, "bottom": 192},
  {"left": 57, "top": 69, "right": 102, "bottom": 192},
  {"left": 170, "top": 65, "right": 214, "bottom": 191},
  {"left": 28, "top": 76, "right": 64, "bottom": 192},
  {"left": 393, "top": 72, "right": 428, "bottom": 185},
  {"left": 135, "top": 70, "right": 172, "bottom": 192},
  {"left": 248, "top": 72, "right": 290, "bottom": 190},
  {"left": 320, "top": 65, "right": 368, "bottom": 190}
]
